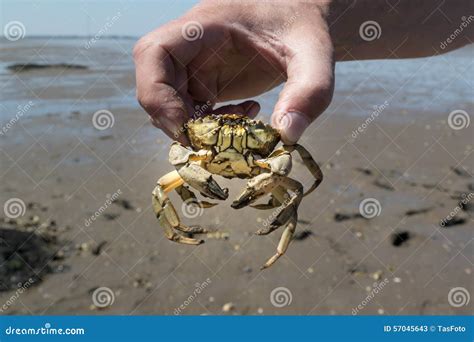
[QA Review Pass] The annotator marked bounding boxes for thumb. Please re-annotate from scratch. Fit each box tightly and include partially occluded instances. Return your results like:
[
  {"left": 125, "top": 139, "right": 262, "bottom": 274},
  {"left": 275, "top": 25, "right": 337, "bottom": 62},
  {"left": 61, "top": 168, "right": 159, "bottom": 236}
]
[{"left": 272, "top": 37, "right": 334, "bottom": 144}]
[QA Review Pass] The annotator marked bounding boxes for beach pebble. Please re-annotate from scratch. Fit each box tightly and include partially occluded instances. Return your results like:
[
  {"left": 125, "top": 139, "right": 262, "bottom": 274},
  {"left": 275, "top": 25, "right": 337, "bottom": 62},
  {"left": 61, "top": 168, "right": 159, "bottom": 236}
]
[
  {"left": 222, "top": 302, "right": 234, "bottom": 312},
  {"left": 371, "top": 270, "right": 383, "bottom": 281},
  {"left": 243, "top": 266, "right": 252, "bottom": 273}
]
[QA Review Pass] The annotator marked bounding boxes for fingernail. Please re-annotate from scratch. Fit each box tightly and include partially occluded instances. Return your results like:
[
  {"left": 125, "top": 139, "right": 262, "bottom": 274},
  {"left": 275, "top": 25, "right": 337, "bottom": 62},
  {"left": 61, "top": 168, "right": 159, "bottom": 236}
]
[
  {"left": 246, "top": 102, "right": 260, "bottom": 118},
  {"left": 274, "top": 112, "right": 310, "bottom": 144}
]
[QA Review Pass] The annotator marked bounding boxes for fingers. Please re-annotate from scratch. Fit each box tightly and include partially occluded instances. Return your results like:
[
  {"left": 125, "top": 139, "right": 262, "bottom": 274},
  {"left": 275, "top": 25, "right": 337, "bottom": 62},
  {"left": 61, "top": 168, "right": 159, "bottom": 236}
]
[
  {"left": 133, "top": 22, "right": 203, "bottom": 142},
  {"left": 271, "top": 32, "right": 335, "bottom": 144},
  {"left": 212, "top": 100, "right": 260, "bottom": 118}
]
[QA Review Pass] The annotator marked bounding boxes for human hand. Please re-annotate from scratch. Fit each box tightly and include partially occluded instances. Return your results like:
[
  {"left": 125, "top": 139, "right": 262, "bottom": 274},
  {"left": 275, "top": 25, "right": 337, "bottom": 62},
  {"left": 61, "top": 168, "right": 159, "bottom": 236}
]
[{"left": 133, "top": 0, "right": 334, "bottom": 144}]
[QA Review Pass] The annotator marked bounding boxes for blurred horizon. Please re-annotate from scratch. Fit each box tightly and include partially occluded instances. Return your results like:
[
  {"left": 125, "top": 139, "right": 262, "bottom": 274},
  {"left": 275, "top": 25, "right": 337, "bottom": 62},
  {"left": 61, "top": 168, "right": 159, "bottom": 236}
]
[{"left": 0, "top": 0, "right": 199, "bottom": 37}]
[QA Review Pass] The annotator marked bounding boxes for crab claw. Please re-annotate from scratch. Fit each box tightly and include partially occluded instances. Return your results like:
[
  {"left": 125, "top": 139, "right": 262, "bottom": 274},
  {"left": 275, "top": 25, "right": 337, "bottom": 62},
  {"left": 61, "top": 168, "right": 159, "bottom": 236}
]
[
  {"left": 231, "top": 173, "right": 276, "bottom": 209},
  {"left": 177, "top": 163, "right": 229, "bottom": 201},
  {"left": 231, "top": 190, "right": 255, "bottom": 209}
]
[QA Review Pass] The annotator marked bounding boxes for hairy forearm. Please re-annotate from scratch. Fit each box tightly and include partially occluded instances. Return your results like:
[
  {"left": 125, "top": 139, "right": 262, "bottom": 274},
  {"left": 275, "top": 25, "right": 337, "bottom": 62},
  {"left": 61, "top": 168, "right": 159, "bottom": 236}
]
[{"left": 324, "top": 0, "right": 474, "bottom": 60}]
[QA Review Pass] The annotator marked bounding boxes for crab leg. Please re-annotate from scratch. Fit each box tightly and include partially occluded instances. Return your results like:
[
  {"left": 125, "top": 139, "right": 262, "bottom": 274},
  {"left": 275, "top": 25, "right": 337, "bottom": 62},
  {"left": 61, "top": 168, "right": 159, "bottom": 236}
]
[
  {"left": 175, "top": 185, "right": 218, "bottom": 209},
  {"left": 152, "top": 170, "right": 208, "bottom": 245},
  {"left": 250, "top": 186, "right": 288, "bottom": 210},
  {"left": 260, "top": 177, "right": 303, "bottom": 269},
  {"left": 284, "top": 144, "right": 323, "bottom": 197}
]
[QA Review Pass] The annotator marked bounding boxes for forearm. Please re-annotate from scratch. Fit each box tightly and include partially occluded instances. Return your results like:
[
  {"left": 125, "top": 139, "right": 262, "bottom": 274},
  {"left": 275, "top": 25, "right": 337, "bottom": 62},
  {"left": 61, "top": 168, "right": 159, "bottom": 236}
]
[{"left": 324, "top": 0, "right": 474, "bottom": 60}]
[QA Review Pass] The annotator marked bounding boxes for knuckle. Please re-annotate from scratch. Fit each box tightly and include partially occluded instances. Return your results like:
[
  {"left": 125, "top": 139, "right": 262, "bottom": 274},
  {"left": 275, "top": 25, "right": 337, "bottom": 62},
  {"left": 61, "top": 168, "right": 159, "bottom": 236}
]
[
  {"left": 133, "top": 34, "right": 157, "bottom": 60},
  {"left": 137, "top": 92, "right": 157, "bottom": 111}
]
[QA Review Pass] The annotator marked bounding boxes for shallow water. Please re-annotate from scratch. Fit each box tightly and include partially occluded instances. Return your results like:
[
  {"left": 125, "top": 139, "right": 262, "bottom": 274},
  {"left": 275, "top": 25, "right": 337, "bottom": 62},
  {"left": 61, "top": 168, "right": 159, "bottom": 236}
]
[{"left": 0, "top": 37, "right": 472, "bottom": 123}]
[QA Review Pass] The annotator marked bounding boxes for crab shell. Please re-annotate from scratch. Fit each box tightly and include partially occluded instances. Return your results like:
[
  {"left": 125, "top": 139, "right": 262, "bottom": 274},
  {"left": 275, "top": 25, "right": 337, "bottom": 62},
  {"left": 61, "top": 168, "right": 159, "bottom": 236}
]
[{"left": 186, "top": 114, "right": 281, "bottom": 158}]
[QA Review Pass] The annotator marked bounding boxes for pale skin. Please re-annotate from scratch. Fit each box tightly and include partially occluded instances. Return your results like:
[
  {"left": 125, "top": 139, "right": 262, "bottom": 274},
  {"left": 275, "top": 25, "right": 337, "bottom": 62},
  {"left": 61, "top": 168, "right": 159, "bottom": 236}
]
[{"left": 133, "top": 0, "right": 473, "bottom": 144}]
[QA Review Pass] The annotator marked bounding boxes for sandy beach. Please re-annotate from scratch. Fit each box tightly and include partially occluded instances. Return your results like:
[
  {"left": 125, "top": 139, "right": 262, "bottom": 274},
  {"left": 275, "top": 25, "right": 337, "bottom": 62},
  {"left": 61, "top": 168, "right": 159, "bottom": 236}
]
[{"left": 0, "top": 38, "right": 472, "bottom": 315}]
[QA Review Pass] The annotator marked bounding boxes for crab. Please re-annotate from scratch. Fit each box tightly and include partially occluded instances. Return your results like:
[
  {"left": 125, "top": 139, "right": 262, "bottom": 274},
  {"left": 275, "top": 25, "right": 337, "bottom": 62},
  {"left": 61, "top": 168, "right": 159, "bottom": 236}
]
[{"left": 152, "top": 114, "right": 323, "bottom": 269}]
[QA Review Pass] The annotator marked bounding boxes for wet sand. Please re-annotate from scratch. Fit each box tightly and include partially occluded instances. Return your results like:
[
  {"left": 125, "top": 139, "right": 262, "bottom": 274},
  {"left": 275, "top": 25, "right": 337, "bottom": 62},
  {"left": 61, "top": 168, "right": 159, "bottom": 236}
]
[{"left": 0, "top": 39, "right": 472, "bottom": 315}]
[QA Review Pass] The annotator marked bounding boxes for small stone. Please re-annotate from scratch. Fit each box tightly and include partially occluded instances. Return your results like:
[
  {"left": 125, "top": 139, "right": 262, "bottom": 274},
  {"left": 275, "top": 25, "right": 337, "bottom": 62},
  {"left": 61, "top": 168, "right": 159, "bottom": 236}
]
[
  {"left": 209, "top": 297, "right": 215, "bottom": 303},
  {"left": 257, "top": 307, "right": 263, "bottom": 314},
  {"left": 79, "top": 243, "right": 89, "bottom": 251},
  {"left": 222, "top": 302, "right": 234, "bottom": 312},
  {"left": 371, "top": 270, "right": 383, "bottom": 281},
  {"left": 377, "top": 308, "right": 384, "bottom": 315},
  {"left": 243, "top": 266, "right": 252, "bottom": 273},
  {"left": 355, "top": 231, "right": 363, "bottom": 238},
  {"left": 307, "top": 267, "right": 314, "bottom": 274},
  {"left": 465, "top": 268, "right": 472, "bottom": 275},
  {"left": 393, "top": 277, "right": 402, "bottom": 283}
]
